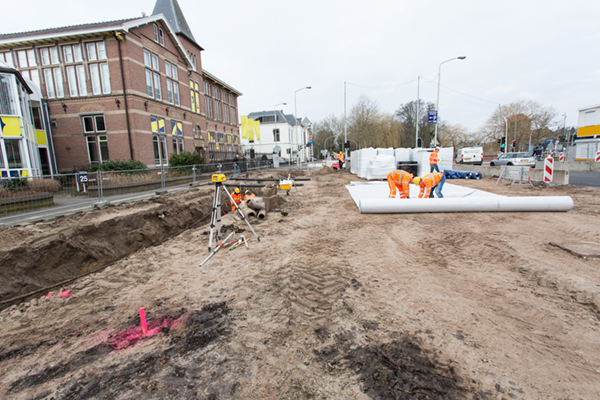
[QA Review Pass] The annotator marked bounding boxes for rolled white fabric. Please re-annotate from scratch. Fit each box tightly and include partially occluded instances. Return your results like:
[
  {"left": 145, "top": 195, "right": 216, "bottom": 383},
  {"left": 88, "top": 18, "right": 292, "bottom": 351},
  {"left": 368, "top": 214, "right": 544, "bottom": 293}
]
[{"left": 359, "top": 196, "right": 573, "bottom": 214}]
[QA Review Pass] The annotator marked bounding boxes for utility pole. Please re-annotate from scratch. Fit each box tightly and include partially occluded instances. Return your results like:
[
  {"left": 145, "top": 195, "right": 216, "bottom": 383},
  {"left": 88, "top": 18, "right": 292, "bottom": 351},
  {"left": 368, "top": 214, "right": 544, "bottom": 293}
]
[{"left": 416, "top": 76, "right": 420, "bottom": 148}]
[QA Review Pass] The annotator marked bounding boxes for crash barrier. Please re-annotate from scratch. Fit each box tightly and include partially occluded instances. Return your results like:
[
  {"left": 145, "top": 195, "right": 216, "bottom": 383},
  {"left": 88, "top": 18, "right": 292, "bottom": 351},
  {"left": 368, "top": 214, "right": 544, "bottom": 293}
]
[
  {"left": 359, "top": 196, "right": 574, "bottom": 214},
  {"left": 451, "top": 164, "right": 569, "bottom": 185},
  {"left": 559, "top": 152, "right": 565, "bottom": 162},
  {"left": 496, "top": 166, "right": 533, "bottom": 187},
  {"left": 544, "top": 156, "right": 554, "bottom": 183},
  {"left": 0, "top": 161, "right": 273, "bottom": 220},
  {"left": 596, "top": 151, "right": 600, "bottom": 162}
]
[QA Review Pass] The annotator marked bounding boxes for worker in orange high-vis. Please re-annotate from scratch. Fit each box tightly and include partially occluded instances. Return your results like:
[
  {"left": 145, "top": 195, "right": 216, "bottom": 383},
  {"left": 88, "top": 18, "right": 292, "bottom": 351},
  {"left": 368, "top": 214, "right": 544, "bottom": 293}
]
[
  {"left": 243, "top": 190, "right": 256, "bottom": 203},
  {"left": 230, "top": 188, "right": 243, "bottom": 210},
  {"left": 387, "top": 169, "right": 414, "bottom": 199},
  {"left": 429, "top": 147, "right": 440, "bottom": 173},
  {"left": 413, "top": 171, "right": 446, "bottom": 199},
  {"left": 336, "top": 152, "right": 345, "bottom": 169}
]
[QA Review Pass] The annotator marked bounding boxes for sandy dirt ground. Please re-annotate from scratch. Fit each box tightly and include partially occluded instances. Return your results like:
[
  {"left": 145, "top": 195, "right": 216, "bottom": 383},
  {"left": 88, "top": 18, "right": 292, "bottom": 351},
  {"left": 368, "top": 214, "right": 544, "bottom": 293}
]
[{"left": 1, "top": 168, "right": 600, "bottom": 399}]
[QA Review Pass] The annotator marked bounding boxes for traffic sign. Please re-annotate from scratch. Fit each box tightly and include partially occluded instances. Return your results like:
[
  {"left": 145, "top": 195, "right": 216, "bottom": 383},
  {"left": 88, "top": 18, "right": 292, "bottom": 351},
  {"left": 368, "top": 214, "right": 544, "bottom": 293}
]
[{"left": 428, "top": 110, "right": 438, "bottom": 123}]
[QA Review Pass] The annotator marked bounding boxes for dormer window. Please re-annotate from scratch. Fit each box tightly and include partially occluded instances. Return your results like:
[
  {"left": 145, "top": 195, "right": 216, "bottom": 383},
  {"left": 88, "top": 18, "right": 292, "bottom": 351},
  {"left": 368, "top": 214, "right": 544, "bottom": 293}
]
[
  {"left": 159, "top": 28, "right": 165, "bottom": 46},
  {"left": 153, "top": 24, "right": 159, "bottom": 42}
]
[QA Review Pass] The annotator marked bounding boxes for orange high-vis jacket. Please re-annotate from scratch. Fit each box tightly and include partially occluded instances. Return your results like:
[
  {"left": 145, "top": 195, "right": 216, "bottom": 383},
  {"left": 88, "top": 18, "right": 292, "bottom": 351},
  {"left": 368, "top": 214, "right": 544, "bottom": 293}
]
[
  {"left": 418, "top": 172, "right": 444, "bottom": 198},
  {"left": 337, "top": 152, "right": 344, "bottom": 162},
  {"left": 244, "top": 193, "right": 256, "bottom": 202},
  {"left": 429, "top": 150, "right": 439, "bottom": 165},
  {"left": 231, "top": 192, "right": 243, "bottom": 210},
  {"left": 387, "top": 169, "right": 413, "bottom": 199}
]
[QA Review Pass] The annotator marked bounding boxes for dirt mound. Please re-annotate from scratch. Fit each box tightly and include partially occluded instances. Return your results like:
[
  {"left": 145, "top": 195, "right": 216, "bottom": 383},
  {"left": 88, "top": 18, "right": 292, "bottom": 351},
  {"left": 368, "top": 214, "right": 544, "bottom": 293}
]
[{"left": 0, "top": 191, "right": 216, "bottom": 308}]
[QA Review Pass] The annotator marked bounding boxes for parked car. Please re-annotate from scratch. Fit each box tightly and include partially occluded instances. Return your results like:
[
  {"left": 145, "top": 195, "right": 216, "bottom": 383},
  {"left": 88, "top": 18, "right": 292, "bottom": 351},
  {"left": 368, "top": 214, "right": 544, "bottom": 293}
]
[
  {"left": 455, "top": 146, "right": 484, "bottom": 165},
  {"left": 490, "top": 152, "right": 536, "bottom": 167}
]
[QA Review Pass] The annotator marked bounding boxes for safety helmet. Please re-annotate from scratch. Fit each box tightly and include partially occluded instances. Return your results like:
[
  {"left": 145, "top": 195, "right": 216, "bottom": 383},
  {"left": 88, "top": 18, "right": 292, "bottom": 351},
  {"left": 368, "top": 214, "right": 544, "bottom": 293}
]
[
  {"left": 435, "top": 147, "right": 440, "bottom": 151},
  {"left": 245, "top": 190, "right": 251, "bottom": 195},
  {"left": 234, "top": 188, "right": 240, "bottom": 194},
  {"left": 412, "top": 177, "right": 421, "bottom": 185}
]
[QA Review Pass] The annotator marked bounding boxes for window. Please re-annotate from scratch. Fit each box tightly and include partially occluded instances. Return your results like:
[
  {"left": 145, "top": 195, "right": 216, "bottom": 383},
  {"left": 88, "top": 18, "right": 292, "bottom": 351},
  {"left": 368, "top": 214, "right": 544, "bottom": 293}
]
[
  {"left": 165, "top": 61, "right": 179, "bottom": 106},
  {"left": 5, "top": 139, "right": 23, "bottom": 168},
  {"left": 15, "top": 49, "right": 40, "bottom": 89},
  {"left": 153, "top": 24, "right": 159, "bottom": 42},
  {"left": 0, "top": 52, "right": 14, "bottom": 68},
  {"left": 86, "top": 42, "right": 109, "bottom": 95},
  {"left": 171, "top": 121, "right": 184, "bottom": 153},
  {"left": 81, "top": 114, "right": 108, "bottom": 164},
  {"left": 82, "top": 114, "right": 107, "bottom": 133},
  {"left": 204, "top": 81, "right": 213, "bottom": 119},
  {"left": 151, "top": 116, "right": 168, "bottom": 165},
  {"left": 62, "top": 44, "right": 87, "bottom": 97},
  {"left": 40, "top": 47, "right": 60, "bottom": 66},
  {"left": 190, "top": 80, "right": 201, "bottom": 113},
  {"left": 585, "top": 111, "right": 596, "bottom": 127},
  {"left": 159, "top": 28, "right": 165, "bottom": 46},
  {"left": 144, "top": 50, "right": 161, "bottom": 100},
  {"left": 273, "top": 128, "right": 280, "bottom": 142}
]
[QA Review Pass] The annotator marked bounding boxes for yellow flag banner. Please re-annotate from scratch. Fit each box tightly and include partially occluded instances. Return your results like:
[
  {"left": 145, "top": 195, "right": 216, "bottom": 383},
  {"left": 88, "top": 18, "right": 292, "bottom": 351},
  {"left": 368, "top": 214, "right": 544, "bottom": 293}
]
[
  {"left": 240, "top": 115, "right": 248, "bottom": 140},
  {"left": 248, "top": 118, "right": 254, "bottom": 142},
  {"left": 253, "top": 120, "right": 260, "bottom": 142}
]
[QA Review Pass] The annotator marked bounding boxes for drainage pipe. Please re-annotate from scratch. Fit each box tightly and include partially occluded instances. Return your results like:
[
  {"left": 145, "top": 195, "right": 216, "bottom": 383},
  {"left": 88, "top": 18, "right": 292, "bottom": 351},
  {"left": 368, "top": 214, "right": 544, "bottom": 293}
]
[
  {"left": 359, "top": 196, "right": 573, "bottom": 214},
  {"left": 257, "top": 209, "right": 266, "bottom": 219}
]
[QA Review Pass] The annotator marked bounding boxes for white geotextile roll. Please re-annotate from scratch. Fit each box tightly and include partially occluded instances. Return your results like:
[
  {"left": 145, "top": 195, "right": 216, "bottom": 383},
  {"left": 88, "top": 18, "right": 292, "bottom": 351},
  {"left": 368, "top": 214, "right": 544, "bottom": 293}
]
[{"left": 359, "top": 196, "right": 574, "bottom": 214}]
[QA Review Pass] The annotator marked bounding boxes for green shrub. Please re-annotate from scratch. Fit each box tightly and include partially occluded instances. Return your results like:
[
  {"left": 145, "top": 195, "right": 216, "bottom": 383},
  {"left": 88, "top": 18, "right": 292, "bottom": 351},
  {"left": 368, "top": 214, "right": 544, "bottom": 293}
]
[
  {"left": 169, "top": 151, "right": 203, "bottom": 167},
  {"left": 2, "top": 177, "right": 28, "bottom": 191},
  {"left": 87, "top": 160, "right": 147, "bottom": 172}
]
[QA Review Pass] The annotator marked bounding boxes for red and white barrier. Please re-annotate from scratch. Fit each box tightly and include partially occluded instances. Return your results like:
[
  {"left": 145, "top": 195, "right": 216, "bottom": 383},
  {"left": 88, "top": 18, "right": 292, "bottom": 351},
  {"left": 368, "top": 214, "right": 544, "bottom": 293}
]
[
  {"left": 559, "top": 152, "right": 565, "bottom": 162},
  {"left": 544, "top": 156, "right": 554, "bottom": 183},
  {"left": 596, "top": 150, "right": 600, "bottom": 162}
]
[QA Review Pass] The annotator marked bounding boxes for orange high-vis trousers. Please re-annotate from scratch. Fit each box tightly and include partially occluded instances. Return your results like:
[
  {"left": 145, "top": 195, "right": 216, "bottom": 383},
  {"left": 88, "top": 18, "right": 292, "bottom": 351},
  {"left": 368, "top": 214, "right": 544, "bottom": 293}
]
[{"left": 387, "top": 170, "right": 413, "bottom": 199}]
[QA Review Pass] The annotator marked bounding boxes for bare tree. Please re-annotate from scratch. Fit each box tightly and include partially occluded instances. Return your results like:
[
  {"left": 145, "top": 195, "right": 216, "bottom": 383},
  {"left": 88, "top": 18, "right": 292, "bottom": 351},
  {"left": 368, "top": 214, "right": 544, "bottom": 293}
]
[
  {"left": 312, "top": 115, "right": 343, "bottom": 157},
  {"left": 395, "top": 100, "right": 437, "bottom": 147},
  {"left": 438, "top": 124, "right": 470, "bottom": 152},
  {"left": 481, "top": 100, "right": 557, "bottom": 152}
]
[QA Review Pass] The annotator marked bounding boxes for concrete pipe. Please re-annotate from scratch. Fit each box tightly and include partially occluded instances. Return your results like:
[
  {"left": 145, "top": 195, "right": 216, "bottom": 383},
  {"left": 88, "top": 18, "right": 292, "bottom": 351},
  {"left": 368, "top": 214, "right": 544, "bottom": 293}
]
[
  {"left": 248, "top": 200, "right": 266, "bottom": 211},
  {"left": 358, "top": 196, "right": 574, "bottom": 214},
  {"left": 257, "top": 209, "right": 266, "bottom": 219},
  {"left": 238, "top": 203, "right": 256, "bottom": 218}
]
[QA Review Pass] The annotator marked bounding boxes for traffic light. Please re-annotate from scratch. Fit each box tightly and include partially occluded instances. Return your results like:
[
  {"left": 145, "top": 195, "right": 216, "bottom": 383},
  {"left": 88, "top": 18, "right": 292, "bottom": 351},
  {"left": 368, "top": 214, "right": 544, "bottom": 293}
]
[
  {"left": 417, "top": 137, "right": 422, "bottom": 147},
  {"left": 497, "top": 138, "right": 501, "bottom": 144},
  {"left": 512, "top": 140, "right": 516, "bottom": 147},
  {"left": 344, "top": 141, "right": 350, "bottom": 148},
  {"left": 501, "top": 136, "right": 506, "bottom": 144}
]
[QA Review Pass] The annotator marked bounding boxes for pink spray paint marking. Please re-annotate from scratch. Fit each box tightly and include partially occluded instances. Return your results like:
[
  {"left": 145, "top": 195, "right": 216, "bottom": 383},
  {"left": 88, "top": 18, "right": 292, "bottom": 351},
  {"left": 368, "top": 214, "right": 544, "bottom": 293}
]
[
  {"left": 139, "top": 307, "right": 148, "bottom": 335},
  {"left": 108, "top": 315, "right": 186, "bottom": 351},
  {"left": 45, "top": 293, "right": 52, "bottom": 298},
  {"left": 59, "top": 290, "right": 70, "bottom": 297}
]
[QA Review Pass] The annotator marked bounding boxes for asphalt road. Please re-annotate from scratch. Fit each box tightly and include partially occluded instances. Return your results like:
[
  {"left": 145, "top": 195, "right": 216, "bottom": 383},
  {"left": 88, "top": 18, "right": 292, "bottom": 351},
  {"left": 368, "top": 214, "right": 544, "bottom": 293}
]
[{"left": 569, "top": 171, "right": 600, "bottom": 187}]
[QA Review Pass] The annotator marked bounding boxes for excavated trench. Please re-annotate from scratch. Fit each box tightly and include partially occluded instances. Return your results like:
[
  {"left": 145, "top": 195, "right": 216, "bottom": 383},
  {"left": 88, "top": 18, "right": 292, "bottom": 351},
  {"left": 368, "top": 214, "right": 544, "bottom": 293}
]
[{"left": 0, "top": 186, "right": 281, "bottom": 311}]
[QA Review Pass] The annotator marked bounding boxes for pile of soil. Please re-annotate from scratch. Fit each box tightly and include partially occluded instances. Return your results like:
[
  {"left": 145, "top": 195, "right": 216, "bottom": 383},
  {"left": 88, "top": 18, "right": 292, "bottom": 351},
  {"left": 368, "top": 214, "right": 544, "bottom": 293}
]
[{"left": 1, "top": 171, "right": 599, "bottom": 399}]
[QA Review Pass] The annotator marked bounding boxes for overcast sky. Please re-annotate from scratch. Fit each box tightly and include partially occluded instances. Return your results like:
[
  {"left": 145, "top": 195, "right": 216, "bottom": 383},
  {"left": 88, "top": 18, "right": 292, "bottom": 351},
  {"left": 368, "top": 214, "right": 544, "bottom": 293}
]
[{"left": 4, "top": 0, "right": 599, "bottom": 133}]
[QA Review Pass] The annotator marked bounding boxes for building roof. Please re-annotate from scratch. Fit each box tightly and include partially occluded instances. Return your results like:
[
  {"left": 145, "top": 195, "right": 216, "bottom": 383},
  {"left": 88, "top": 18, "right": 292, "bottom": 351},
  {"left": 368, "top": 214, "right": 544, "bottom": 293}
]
[
  {"left": 0, "top": 18, "right": 140, "bottom": 43},
  {"left": 0, "top": 61, "right": 32, "bottom": 94},
  {"left": 152, "top": 0, "right": 199, "bottom": 48},
  {"left": 202, "top": 69, "right": 242, "bottom": 96},
  {"left": 247, "top": 110, "right": 286, "bottom": 123}
]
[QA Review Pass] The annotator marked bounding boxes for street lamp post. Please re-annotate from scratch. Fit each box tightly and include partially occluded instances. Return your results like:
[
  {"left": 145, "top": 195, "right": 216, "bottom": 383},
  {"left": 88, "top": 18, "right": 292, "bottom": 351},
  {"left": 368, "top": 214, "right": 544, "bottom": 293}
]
[
  {"left": 434, "top": 56, "right": 466, "bottom": 147},
  {"left": 273, "top": 102, "right": 286, "bottom": 159},
  {"left": 294, "top": 86, "right": 311, "bottom": 166}
]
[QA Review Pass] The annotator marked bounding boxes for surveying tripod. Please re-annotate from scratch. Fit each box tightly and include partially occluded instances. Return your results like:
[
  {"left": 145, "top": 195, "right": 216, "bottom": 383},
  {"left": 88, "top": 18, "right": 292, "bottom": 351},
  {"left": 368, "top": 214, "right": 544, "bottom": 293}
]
[{"left": 208, "top": 174, "right": 260, "bottom": 252}]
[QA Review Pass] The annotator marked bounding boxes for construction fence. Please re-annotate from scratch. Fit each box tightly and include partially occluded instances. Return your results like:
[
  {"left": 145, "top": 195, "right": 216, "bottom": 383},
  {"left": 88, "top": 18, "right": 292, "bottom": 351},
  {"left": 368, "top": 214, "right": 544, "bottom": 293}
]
[{"left": 0, "top": 159, "right": 272, "bottom": 219}]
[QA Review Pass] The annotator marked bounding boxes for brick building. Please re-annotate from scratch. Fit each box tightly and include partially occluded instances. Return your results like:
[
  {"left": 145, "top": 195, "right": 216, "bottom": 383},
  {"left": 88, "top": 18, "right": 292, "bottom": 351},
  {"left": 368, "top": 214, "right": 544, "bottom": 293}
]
[{"left": 0, "top": 0, "right": 241, "bottom": 172}]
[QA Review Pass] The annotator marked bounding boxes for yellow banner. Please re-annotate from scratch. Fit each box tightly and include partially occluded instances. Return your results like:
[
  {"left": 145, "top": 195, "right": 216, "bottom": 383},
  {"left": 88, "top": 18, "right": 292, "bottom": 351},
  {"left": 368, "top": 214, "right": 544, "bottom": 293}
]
[
  {"left": 241, "top": 115, "right": 248, "bottom": 140},
  {"left": 0, "top": 116, "right": 22, "bottom": 137},
  {"left": 248, "top": 118, "right": 254, "bottom": 142},
  {"left": 253, "top": 120, "right": 260, "bottom": 142}
]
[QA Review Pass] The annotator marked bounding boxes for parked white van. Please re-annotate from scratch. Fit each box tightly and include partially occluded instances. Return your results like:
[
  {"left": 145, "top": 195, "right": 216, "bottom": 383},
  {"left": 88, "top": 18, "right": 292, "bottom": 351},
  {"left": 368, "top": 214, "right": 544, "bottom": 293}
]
[{"left": 454, "top": 147, "right": 483, "bottom": 165}]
